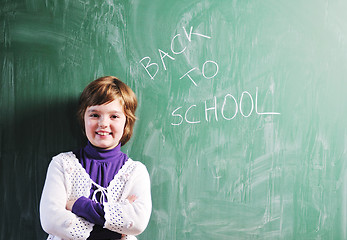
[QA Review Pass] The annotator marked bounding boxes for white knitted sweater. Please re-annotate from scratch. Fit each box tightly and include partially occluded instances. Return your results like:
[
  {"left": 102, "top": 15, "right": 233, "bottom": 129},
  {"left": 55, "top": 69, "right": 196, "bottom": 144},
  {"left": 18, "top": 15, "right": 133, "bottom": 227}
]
[{"left": 40, "top": 152, "right": 152, "bottom": 240}]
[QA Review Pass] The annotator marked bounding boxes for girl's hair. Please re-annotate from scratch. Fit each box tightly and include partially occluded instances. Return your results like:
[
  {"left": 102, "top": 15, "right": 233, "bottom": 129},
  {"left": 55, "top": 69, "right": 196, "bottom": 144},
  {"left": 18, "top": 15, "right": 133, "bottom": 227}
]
[{"left": 77, "top": 76, "right": 137, "bottom": 146}]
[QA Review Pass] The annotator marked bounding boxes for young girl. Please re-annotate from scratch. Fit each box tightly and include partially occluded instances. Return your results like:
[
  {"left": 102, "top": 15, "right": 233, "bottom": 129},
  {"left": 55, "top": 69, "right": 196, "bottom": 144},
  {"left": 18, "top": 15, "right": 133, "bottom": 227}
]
[{"left": 40, "top": 76, "right": 152, "bottom": 240}]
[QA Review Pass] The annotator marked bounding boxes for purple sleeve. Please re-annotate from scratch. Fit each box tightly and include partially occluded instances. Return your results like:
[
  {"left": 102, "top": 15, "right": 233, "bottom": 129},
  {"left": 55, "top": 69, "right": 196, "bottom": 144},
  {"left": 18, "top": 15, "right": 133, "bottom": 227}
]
[{"left": 72, "top": 196, "right": 105, "bottom": 226}]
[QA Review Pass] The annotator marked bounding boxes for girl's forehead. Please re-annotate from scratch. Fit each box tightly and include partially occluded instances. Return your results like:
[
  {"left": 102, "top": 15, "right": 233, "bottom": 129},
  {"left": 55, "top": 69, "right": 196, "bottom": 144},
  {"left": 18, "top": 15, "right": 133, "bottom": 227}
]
[
  {"left": 86, "top": 99, "right": 125, "bottom": 112},
  {"left": 89, "top": 97, "right": 123, "bottom": 107}
]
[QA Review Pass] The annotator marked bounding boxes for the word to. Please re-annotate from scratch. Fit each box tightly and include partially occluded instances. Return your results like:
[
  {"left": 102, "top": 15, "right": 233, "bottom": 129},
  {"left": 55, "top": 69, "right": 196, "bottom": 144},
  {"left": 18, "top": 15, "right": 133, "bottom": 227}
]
[{"left": 179, "top": 60, "right": 219, "bottom": 86}]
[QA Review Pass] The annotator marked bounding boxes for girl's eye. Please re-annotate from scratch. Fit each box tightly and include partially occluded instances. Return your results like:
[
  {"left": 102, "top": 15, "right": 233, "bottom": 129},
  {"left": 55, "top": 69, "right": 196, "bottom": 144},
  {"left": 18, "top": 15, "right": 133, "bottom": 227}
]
[
  {"left": 111, "top": 115, "right": 119, "bottom": 119},
  {"left": 90, "top": 114, "right": 99, "bottom": 118}
]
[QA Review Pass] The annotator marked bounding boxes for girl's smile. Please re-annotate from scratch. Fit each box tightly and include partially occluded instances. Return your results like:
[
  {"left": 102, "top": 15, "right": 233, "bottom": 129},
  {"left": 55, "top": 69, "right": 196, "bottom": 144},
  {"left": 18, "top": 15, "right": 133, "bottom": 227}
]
[{"left": 84, "top": 99, "right": 126, "bottom": 149}]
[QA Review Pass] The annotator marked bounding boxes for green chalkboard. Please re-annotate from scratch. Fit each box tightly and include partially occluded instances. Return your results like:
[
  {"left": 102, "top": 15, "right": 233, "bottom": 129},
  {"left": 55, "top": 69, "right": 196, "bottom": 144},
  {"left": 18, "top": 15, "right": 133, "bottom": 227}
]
[{"left": 1, "top": 0, "right": 347, "bottom": 239}]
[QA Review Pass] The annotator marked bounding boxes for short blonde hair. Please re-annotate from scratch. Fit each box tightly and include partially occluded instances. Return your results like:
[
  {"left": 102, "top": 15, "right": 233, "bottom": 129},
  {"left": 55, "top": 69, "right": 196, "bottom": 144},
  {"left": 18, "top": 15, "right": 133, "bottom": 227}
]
[{"left": 77, "top": 76, "right": 137, "bottom": 146}]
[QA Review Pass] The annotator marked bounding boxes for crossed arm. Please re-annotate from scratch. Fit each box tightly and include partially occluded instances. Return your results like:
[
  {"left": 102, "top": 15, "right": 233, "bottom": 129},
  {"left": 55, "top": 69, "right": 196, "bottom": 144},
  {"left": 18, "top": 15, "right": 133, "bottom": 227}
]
[{"left": 40, "top": 157, "right": 152, "bottom": 240}]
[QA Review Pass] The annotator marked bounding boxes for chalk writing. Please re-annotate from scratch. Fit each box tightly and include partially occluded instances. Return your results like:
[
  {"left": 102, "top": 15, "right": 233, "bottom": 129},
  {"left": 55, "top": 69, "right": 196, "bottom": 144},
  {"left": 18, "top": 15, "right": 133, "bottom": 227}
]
[
  {"left": 139, "top": 26, "right": 211, "bottom": 80},
  {"left": 180, "top": 60, "right": 219, "bottom": 86},
  {"left": 170, "top": 88, "right": 280, "bottom": 126},
  {"left": 138, "top": 26, "right": 280, "bottom": 126}
]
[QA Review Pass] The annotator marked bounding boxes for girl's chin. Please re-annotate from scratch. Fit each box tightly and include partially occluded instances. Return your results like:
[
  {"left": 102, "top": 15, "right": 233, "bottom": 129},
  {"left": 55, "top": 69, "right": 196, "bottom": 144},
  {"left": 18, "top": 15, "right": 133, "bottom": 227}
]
[{"left": 91, "top": 141, "right": 118, "bottom": 150}]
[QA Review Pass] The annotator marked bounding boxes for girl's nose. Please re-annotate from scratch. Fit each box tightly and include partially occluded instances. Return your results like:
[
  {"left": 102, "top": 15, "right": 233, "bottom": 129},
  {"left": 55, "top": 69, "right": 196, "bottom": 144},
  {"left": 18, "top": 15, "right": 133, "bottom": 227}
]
[{"left": 98, "top": 117, "right": 108, "bottom": 128}]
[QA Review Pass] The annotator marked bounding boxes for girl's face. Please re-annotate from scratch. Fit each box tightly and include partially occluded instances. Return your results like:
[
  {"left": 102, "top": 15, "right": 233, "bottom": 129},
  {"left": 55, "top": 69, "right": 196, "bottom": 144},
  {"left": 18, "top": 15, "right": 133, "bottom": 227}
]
[{"left": 84, "top": 99, "right": 126, "bottom": 149}]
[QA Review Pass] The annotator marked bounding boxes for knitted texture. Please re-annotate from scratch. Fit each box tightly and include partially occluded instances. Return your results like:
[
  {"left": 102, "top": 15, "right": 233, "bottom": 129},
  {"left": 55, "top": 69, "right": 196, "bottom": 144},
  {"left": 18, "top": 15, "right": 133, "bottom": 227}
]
[
  {"left": 41, "top": 152, "right": 151, "bottom": 240},
  {"left": 104, "top": 161, "right": 137, "bottom": 232}
]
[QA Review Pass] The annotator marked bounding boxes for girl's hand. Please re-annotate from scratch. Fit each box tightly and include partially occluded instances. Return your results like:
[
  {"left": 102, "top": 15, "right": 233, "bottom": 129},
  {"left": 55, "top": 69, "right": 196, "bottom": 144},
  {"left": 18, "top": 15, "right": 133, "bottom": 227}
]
[
  {"left": 127, "top": 195, "right": 137, "bottom": 204},
  {"left": 66, "top": 200, "right": 76, "bottom": 211},
  {"left": 66, "top": 196, "right": 136, "bottom": 212},
  {"left": 121, "top": 195, "right": 138, "bottom": 238}
]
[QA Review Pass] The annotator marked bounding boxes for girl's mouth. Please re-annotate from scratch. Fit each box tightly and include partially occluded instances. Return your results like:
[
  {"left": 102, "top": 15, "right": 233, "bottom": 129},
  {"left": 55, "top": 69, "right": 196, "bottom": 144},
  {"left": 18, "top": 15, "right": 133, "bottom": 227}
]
[{"left": 96, "top": 132, "right": 111, "bottom": 136}]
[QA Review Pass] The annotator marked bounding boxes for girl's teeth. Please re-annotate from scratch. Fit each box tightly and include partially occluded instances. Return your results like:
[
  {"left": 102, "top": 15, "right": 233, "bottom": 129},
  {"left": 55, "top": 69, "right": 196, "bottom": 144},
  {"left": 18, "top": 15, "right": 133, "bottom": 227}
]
[{"left": 98, "top": 132, "right": 109, "bottom": 136}]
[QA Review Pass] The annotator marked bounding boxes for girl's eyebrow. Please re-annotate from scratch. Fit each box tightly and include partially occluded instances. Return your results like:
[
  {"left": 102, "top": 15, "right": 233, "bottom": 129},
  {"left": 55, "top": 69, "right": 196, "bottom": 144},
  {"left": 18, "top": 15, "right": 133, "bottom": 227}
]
[
  {"left": 87, "top": 108, "right": 123, "bottom": 114},
  {"left": 110, "top": 110, "right": 124, "bottom": 115},
  {"left": 87, "top": 109, "right": 98, "bottom": 112}
]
